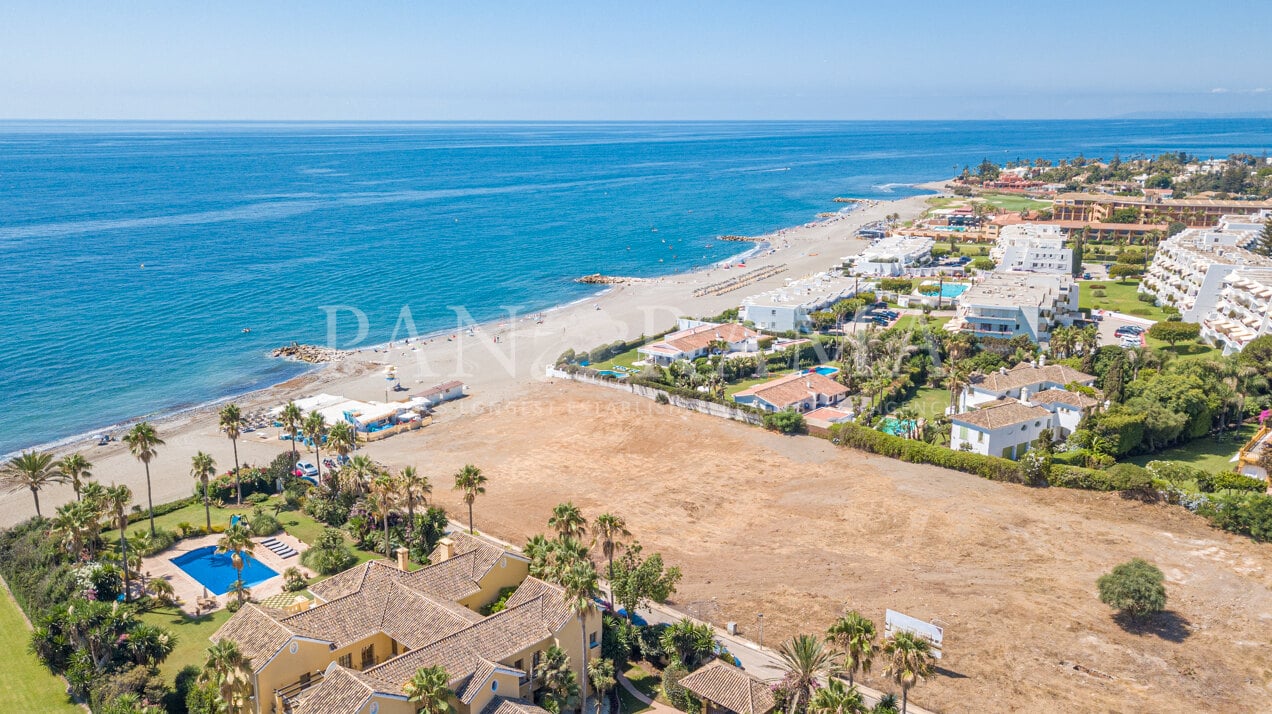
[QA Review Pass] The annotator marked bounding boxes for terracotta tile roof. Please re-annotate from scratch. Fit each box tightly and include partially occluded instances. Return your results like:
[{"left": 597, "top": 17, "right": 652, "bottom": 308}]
[
  {"left": 643, "top": 322, "right": 757, "bottom": 357},
  {"left": 481, "top": 697, "right": 552, "bottom": 714},
  {"left": 1028, "top": 388, "right": 1100, "bottom": 409},
  {"left": 678, "top": 660, "right": 776, "bottom": 714},
  {"left": 969, "top": 363, "right": 1095, "bottom": 393},
  {"left": 733, "top": 371, "right": 848, "bottom": 409},
  {"left": 282, "top": 578, "right": 477, "bottom": 651},
  {"left": 951, "top": 398, "right": 1051, "bottom": 430},
  {"left": 209, "top": 604, "right": 296, "bottom": 667},
  {"left": 294, "top": 666, "right": 378, "bottom": 714},
  {"left": 308, "top": 561, "right": 375, "bottom": 602},
  {"left": 457, "top": 659, "right": 502, "bottom": 704}
]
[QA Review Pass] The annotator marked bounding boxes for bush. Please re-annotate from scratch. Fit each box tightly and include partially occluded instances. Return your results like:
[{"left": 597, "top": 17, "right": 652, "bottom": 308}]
[
  {"left": 1198, "top": 493, "right": 1272, "bottom": 541},
  {"left": 1197, "top": 470, "right": 1267, "bottom": 494},
  {"left": 654, "top": 392, "right": 670, "bottom": 405},
  {"left": 661, "top": 660, "right": 699, "bottom": 714},
  {"left": 300, "top": 527, "right": 357, "bottom": 575},
  {"left": 762, "top": 410, "right": 806, "bottom": 435},
  {"left": 829, "top": 421, "right": 1025, "bottom": 483},
  {"left": 246, "top": 492, "right": 270, "bottom": 506},
  {"left": 601, "top": 615, "right": 640, "bottom": 667},
  {"left": 879, "top": 278, "right": 913, "bottom": 293},
  {"left": 282, "top": 567, "right": 308, "bottom": 592},
  {"left": 1097, "top": 558, "right": 1167, "bottom": 620},
  {"left": 638, "top": 623, "right": 669, "bottom": 663},
  {"left": 1147, "top": 321, "right": 1201, "bottom": 347},
  {"left": 480, "top": 586, "right": 518, "bottom": 615},
  {"left": 247, "top": 506, "right": 280, "bottom": 536}
]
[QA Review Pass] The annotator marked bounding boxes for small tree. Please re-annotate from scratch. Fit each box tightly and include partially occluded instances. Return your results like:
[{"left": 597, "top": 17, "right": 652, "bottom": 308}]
[
  {"left": 1097, "top": 558, "right": 1167, "bottom": 621},
  {"left": 1108, "top": 264, "right": 1142, "bottom": 282},
  {"left": 1147, "top": 321, "right": 1200, "bottom": 348},
  {"left": 763, "top": 410, "right": 806, "bottom": 435}
]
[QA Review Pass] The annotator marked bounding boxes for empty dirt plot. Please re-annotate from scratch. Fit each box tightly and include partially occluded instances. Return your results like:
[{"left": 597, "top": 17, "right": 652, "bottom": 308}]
[{"left": 374, "top": 381, "right": 1272, "bottom": 713}]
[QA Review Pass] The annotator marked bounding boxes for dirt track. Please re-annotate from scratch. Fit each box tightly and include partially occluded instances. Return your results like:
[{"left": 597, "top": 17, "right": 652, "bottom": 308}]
[{"left": 374, "top": 381, "right": 1272, "bottom": 713}]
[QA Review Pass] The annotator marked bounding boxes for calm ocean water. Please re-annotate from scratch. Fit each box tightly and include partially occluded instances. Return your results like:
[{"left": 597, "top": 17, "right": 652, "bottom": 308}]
[{"left": 3, "top": 119, "right": 1272, "bottom": 455}]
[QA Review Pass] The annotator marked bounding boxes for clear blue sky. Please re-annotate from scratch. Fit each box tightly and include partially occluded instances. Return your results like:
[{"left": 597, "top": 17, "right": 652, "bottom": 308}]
[{"left": 3, "top": 0, "right": 1271, "bottom": 120}]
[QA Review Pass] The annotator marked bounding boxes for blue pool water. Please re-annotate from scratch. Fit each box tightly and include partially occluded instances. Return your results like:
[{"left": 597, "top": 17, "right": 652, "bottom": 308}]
[
  {"left": 881, "top": 417, "right": 917, "bottom": 436},
  {"left": 170, "top": 545, "right": 278, "bottom": 595},
  {"left": 807, "top": 366, "right": 839, "bottom": 376},
  {"left": 940, "top": 284, "right": 969, "bottom": 299},
  {"left": 596, "top": 369, "right": 627, "bottom": 379}
]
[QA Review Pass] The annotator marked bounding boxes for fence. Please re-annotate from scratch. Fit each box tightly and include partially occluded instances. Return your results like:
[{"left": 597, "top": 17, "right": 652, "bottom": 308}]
[{"left": 546, "top": 367, "right": 763, "bottom": 425}]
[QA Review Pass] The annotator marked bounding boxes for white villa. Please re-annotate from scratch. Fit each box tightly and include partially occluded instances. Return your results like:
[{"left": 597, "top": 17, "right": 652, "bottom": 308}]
[
  {"left": 946, "top": 272, "right": 1080, "bottom": 343},
  {"left": 960, "top": 360, "right": 1097, "bottom": 412},
  {"left": 732, "top": 371, "right": 849, "bottom": 413},
  {"left": 637, "top": 320, "right": 760, "bottom": 366},
  {"left": 951, "top": 361, "right": 1102, "bottom": 459},
  {"left": 740, "top": 272, "right": 862, "bottom": 333},
  {"left": 991, "top": 224, "right": 1073, "bottom": 275},
  {"left": 1140, "top": 216, "right": 1271, "bottom": 322},
  {"left": 849, "top": 235, "right": 934, "bottom": 276}
]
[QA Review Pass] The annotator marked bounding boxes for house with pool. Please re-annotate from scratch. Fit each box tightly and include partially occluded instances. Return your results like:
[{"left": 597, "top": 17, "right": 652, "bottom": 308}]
[
  {"left": 210, "top": 531, "right": 597, "bottom": 714},
  {"left": 637, "top": 320, "right": 760, "bottom": 366},
  {"left": 732, "top": 370, "right": 848, "bottom": 413}
]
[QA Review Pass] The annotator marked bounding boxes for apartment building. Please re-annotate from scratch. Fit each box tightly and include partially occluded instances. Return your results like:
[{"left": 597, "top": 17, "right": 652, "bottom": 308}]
[
  {"left": 1200, "top": 268, "right": 1272, "bottom": 354},
  {"left": 991, "top": 224, "right": 1073, "bottom": 274},
  {"left": 739, "top": 272, "right": 861, "bottom": 332},
  {"left": 947, "top": 272, "right": 1080, "bottom": 343},
  {"left": 1139, "top": 217, "right": 1271, "bottom": 322},
  {"left": 849, "top": 235, "right": 934, "bottom": 276},
  {"left": 1052, "top": 192, "right": 1272, "bottom": 227}
]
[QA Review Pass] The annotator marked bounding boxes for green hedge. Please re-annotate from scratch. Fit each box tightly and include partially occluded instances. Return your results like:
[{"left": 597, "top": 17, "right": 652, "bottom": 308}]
[
  {"left": 1048, "top": 463, "right": 1152, "bottom": 492},
  {"left": 828, "top": 421, "right": 1025, "bottom": 483},
  {"left": 126, "top": 495, "right": 199, "bottom": 526}
]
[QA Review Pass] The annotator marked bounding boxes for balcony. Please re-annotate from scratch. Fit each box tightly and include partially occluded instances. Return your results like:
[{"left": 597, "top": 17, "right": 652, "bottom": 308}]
[{"left": 275, "top": 670, "right": 326, "bottom": 714}]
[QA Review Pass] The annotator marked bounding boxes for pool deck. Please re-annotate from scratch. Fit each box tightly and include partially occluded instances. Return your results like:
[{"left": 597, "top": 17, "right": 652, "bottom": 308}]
[{"left": 140, "top": 531, "right": 311, "bottom": 616}]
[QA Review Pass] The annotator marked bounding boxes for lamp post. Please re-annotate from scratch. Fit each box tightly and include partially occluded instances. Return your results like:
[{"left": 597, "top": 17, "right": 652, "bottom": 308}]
[{"left": 757, "top": 612, "right": 764, "bottom": 650}]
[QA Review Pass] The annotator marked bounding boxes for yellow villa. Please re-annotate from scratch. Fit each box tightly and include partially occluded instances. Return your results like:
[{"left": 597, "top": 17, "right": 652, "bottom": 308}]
[{"left": 210, "top": 531, "right": 600, "bottom": 714}]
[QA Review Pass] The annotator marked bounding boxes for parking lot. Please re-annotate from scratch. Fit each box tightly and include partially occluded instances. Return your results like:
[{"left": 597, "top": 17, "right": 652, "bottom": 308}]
[{"left": 1094, "top": 310, "right": 1153, "bottom": 347}]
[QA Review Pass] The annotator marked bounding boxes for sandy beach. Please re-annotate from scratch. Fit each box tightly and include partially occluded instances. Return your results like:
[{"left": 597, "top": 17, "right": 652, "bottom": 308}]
[{"left": 0, "top": 186, "right": 943, "bottom": 526}]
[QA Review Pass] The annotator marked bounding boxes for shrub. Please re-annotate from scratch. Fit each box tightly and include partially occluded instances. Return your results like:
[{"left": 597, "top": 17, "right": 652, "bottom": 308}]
[
  {"left": 300, "top": 527, "right": 357, "bottom": 575},
  {"left": 762, "top": 410, "right": 806, "bottom": 435},
  {"left": 829, "top": 421, "right": 1025, "bottom": 483},
  {"left": 282, "top": 567, "right": 308, "bottom": 592},
  {"left": 480, "top": 586, "right": 519, "bottom": 616},
  {"left": 246, "top": 492, "right": 270, "bottom": 506},
  {"left": 654, "top": 392, "right": 670, "bottom": 405},
  {"left": 601, "top": 615, "right": 640, "bottom": 667},
  {"left": 1197, "top": 493, "right": 1272, "bottom": 541},
  {"left": 247, "top": 506, "right": 280, "bottom": 536},
  {"left": 1145, "top": 460, "right": 1206, "bottom": 487},
  {"left": 661, "top": 660, "right": 699, "bottom": 714},
  {"left": 1197, "top": 470, "right": 1267, "bottom": 494},
  {"left": 1097, "top": 558, "right": 1167, "bottom": 620},
  {"left": 879, "top": 278, "right": 913, "bottom": 293}
]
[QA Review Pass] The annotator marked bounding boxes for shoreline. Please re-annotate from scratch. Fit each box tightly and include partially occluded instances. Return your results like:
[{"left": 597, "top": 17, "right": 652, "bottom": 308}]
[{"left": 0, "top": 182, "right": 948, "bottom": 526}]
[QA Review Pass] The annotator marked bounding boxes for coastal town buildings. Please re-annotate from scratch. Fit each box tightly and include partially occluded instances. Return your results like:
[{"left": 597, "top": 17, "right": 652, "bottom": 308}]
[
  {"left": 950, "top": 385, "right": 1102, "bottom": 460},
  {"left": 960, "top": 360, "right": 1097, "bottom": 411},
  {"left": 946, "top": 272, "right": 1080, "bottom": 343},
  {"left": 732, "top": 370, "right": 849, "bottom": 413},
  {"left": 1139, "top": 217, "right": 1271, "bottom": 322},
  {"left": 637, "top": 320, "right": 760, "bottom": 366},
  {"left": 739, "top": 272, "right": 862, "bottom": 332},
  {"left": 848, "top": 235, "right": 934, "bottom": 276},
  {"left": 1051, "top": 192, "right": 1272, "bottom": 227},
  {"left": 678, "top": 660, "right": 776, "bottom": 714},
  {"left": 990, "top": 224, "right": 1073, "bottom": 274},
  {"left": 210, "top": 532, "right": 596, "bottom": 714},
  {"left": 1200, "top": 268, "right": 1272, "bottom": 354}
]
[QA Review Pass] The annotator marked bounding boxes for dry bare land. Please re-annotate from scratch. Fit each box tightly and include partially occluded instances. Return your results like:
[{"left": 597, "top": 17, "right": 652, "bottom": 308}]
[{"left": 375, "top": 382, "right": 1272, "bottom": 713}]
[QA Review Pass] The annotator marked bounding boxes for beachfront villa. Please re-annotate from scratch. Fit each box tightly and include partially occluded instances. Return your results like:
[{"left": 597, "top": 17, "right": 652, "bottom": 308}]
[
  {"left": 990, "top": 224, "right": 1073, "bottom": 275},
  {"left": 739, "top": 272, "right": 862, "bottom": 332},
  {"left": 1051, "top": 192, "right": 1272, "bottom": 227},
  {"left": 732, "top": 370, "right": 849, "bottom": 413},
  {"left": 946, "top": 272, "right": 1080, "bottom": 343},
  {"left": 210, "top": 532, "right": 597, "bottom": 714},
  {"left": 637, "top": 320, "right": 760, "bottom": 366},
  {"left": 848, "top": 235, "right": 934, "bottom": 276}
]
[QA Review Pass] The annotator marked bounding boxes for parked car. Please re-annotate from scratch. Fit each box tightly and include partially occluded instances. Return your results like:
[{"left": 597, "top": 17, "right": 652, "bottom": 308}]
[
  {"left": 294, "top": 461, "right": 319, "bottom": 478},
  {"left": 1082, "top": 272, "right": 1092, "bottom": 280}
]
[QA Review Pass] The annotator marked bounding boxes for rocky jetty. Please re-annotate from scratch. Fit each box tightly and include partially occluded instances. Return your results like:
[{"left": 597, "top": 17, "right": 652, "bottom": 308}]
[
  {"left": 718, "top": 234, "right": 763, "bottom": 243},
  {"left": 833, "top": 197, "right": 865, "bottom": 203},
  {"left": 270, "top": 343, "right": 348, "bottom": 363},
  {"left": 575, "top": 274, "right": 648, "bottom": 285}
]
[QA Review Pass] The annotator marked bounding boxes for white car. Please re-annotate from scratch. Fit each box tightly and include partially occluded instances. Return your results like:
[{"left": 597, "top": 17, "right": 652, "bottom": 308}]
[{"left": 294, "top": 461, "right": 319, "bottom": 479}]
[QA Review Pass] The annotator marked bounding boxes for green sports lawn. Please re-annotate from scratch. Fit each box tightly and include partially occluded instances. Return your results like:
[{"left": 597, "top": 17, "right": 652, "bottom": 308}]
[{"left": 0, "top": 583, "right": 81, "bottom": 713}]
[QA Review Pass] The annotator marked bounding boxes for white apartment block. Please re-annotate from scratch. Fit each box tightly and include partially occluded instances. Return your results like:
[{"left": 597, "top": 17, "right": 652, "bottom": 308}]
[
  {"left": 1200, "top": 268, "right": 1272, "bottom": 354},
  {"left": 1140, "top": 216, "right": 1271, "bottom": 322},
  {"left": 848, "top": 235, "right": 934, "bottom": 276},
  {"left": 991, "top": 224, "right": 1073, "bottom": 275},
  {"left": 740, "top": 272, "right": 863, "bottom": 333},
  {"left": 947, "top": 271, "right": 1080, "bottom": 343}
]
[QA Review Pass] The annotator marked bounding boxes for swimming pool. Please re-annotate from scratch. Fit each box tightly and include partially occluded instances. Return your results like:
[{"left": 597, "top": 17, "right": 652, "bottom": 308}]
[
  {"left": 171, "top": 545, "right": 278, "bottom": 595},
  {"left": 880, "top": 417, "right": 917, "bottom": 436},
  {"left": 596, "top": 369, "right": 628, "bottom": 379},
  {"left": 940, "top": 283, "right": 969, "bottom": 299},
  {"left": 805, "top": 366, "right": 840, "bottom": 377}
]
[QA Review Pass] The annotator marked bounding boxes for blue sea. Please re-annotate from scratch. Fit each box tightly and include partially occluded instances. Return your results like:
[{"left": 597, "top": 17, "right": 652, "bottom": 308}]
[{"left": 3, "top": 119, "right": 1272, "bottom": 456}]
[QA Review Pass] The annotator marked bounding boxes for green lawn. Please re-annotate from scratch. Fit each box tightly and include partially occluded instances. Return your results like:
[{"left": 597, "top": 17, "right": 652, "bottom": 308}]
[
  {"left": 588, "top": 345, "right": 646, "bottom": 372},
  {"left": 617, "top": 683, "right": 652, "bottom": 714},
  {"left": 624, "top": 663, "right": 661, "bottom": 702},
  {"left": 0, "top": 583, "right": 82, "bottom": 713},
  {"left": 141, "top": 606, "right": 233, "bottom": 685},
  {"left": 979, "top": 192, "right": 1052, "bottom": 212},
  {"left": 1081, "top": 280, "right": 1171, "bottom": 320},
  {"left": 897, "top": 386, "right": 952, "bottom": 421},
  {"left": 103, "top": 501, "right": 246, "bottom": 542},
  {"left": 893, "top": 315, "right": 951, "bottom": 333},
  {"left": 1127, "top": 424, "right": 1257, "bottom": 475}
]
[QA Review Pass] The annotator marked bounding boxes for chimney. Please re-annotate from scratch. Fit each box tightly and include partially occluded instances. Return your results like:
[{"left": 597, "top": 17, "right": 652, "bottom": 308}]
[
  {"left": 395, "top": 546, "right": 410, "bottom": 571},
  {"left": 435, "top": 537, "right": 455, "bottom": 562},
  {"left": 1039, "top": 354, "right": 1047, "bottom": 367},
  {"left": 1020, "top": 388, "right": 1030, "bottom": 406},
  {"left": 999, "top": 366, "right": 1008, "bottom": 375}
]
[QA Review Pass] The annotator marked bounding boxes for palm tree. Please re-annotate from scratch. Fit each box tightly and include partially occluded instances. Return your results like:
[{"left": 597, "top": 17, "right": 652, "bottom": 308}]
[
  {"left": 199, "top": 639, "right": 254, "bottom": 714},
  {"left": 58, "top": 453, "right": 93, "bottom": 501},
  {"left": 216, "top": 523, "right": 255, "bottom": 604},
  {"left": 191, "top": 451, "right": 217, "bottom": 533},
  {"left": 561, "top": 559, "right": 599, "bottom": 713},
  {"left": 587, "top": 658, "right": 616, "bottom": 714},
  {"left": 775, "top": 634, "right": 838, "bottom": 714},
  {"left": 453, "top": 464, "right": 487, "bottom": 535},
  {"left": 883, "top": 631, "right": 935, "bottom": 714},
  {"left": 826, "top": 611, "right": 877, "bottom": 687},
  {"left": 591, "top": 513, "right": 630, "bottom": 605},
  {"left": 147, "top": 578, "right": 178, "bottom": 608},
  {"left": 535, "top": 645, "right": 579, "bottom": 713},
  {"left": 369, "top": 472, "right": 400, "bottom": 558},
  {"left": 50, "top": 500, "right": 97, "bottom": 560},
  {"left": 327, "top": 421, "right": 358, "bottom": 465},
  {"left": 341, "top": 454, "right": 377, "bottom": 497},
  {"left": 1, "top": 450, "right": 66, "bottom": 518},
  {"left": 105, "top": 484, "right": 134, "bottom": 600},
  {"left": 280, "top": 400, "right": 303, "bottom": 462},
  {"left": 549, "top": 501, "right": 588, "bottom": 540},
  {"left": 219, "top": 404, "right": 244, "bottom": 505},
  {"left": 301, "top": 411, "right": 329, "bottom": 482},
  {"left": 399, "top": 466, "right": 431, "bottom": 550},
  {"left": 122, "top": 421, "right": 164, "bottom": 536},
  {"left": 404, "top": 665, "right": 454, "bottom": 714},
  {"left": 123, "top": 622, "right": 177, "bottom": 666},
  {"left": 807, "top": 677, "right": 866, "bottom": 714}
]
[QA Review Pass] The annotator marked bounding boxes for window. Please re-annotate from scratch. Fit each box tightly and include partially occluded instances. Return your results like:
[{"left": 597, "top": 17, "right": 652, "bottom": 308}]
[
  {"left": 391, "top": 640, "right": 398, "bottom": 657},
  {"left": 977, "top": 431, "right": 984, "bottom": 443},
  {"left": 1002, "top": 446, "right": 1013, "bottom": 459},
  {"left": 338, "top": 654, "right": 352, "bottom": 669},
  {"left": 298, "top": 672, "right": 311, "bottom": 689},
  {"left": 492, "top": 680, "right": 499, "bottom": 692},
  {"left": 514, "top": 659, "right": 525, "bottom": 679},
  {"left": 958, "top": 426, "right": 968, "bottom": 440},
  {"left": 590, "top": 631, "right": 599, "bottom": 648},
  {"left": 360, "top": 644, "right": 375, "bottom": 670}
]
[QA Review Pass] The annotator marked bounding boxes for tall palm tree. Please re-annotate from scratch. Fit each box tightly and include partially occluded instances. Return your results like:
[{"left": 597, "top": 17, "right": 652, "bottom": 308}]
[
  {"left": 327, "top": 421, "right": 357, "bottom": 465},
  {"left": 342, "top": 454, "right": 377, "bottom": 497},
  {"left": 826, "top": 611, "right": 877, "bottom": 687},
  {"left": 216, "top": 523, "right": 255, "bottom": 604},
  {"left": 280, "top": 400, "right": 303, "bottom": 462},
  {"left": 399, "top": 466, "right": 431, "bottom": 550},
  {"left": 191, "top": 451, "right": 217, "bottom": 533},
  {"left": 591, "top": 513, "right": 630, "bottom": 605},
  {"left": 199, "top": 639, "right": 254, "bottom": 714},
  {"left": 807, "top": 677, "right": 866, "bottom": 714},
  {"left": 219, "top": 404, "right": 244, "bottom": 505},
  {"left": 587, "top": 658, "right": 616, "bottom": 714},
  {"left": 775, "top": 634, "right": 838, "bottom": 714},
  {"left": 1, "top": 450, "right": 66, "bottom": 518},
  {"left": 105, "top": 484, "right": 134, "bottom": 600},
  {"left": 405, "top": 665, "right": 454, "bottom": 714},
  {"left": 58, "top": 453, "right": 93, "bottom": 501},
  {"left": 122, "top": 421, "right": 164, "bottom": 536},
  {"left": 549, "top": 501, "right": 588, "bottom": 540},
  {"left": 50, "top": 500, "right": 97, "bottom": 560},
  {"left": 301, "top": 412, "right": 329, "bottom": 482},
  {"left": 369, "top": 472, "right": 400, "bottom": 558},
  {"left": 883, "top": 631, "right": 935, "bottom": 714},
  {"left": 453, "top": 464, "right": 487, "bottom": 535},
  {"left": 561, "top": 559, "right": 599, "bottom": 712}
]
